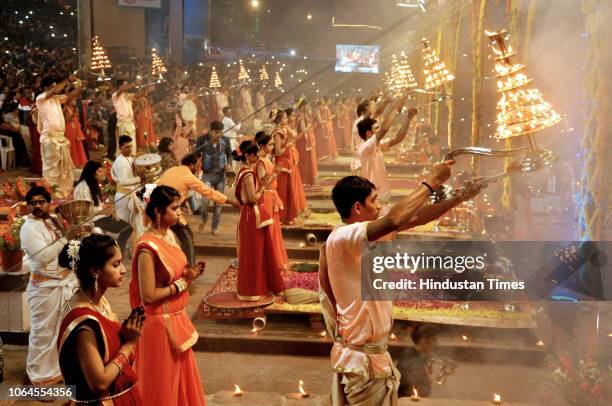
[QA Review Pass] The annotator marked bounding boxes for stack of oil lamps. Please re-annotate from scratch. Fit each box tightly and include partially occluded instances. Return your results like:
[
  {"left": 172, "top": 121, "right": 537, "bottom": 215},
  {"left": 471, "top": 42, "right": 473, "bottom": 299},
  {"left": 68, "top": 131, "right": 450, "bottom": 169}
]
[{"left": 422, "top": 38, "right": 455, "bottom": 90}]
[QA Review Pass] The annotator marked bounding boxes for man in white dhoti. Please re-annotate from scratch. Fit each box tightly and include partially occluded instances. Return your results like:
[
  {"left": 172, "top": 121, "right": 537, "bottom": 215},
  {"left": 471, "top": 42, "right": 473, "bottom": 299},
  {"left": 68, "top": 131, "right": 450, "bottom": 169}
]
[
  {"left": 318, "top": 163, "right": 481, "bottom": 405},
  {"left": 111, "top": 135, "right": 143, "bottom": 241},
  {"left": 35, "top": 75, "right": 83, "bottom": 199},
  {"left": 20, "top": 186, "right": 78, "bottom": 385},
  {"left": 112, "top": 81, "right": 136, "bottom": 156}
]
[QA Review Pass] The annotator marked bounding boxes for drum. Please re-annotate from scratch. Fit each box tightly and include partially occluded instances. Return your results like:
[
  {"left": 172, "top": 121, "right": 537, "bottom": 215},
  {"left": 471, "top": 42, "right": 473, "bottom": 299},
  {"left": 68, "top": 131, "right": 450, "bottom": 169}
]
[
  {"left": 57, "top": 200, "right": 93, "bottom": 226},
  {"left": 135, "top": 153, "right": 162, "bottom": 183},
  {"left": 180, "top": 99, "right": 197, "bottom": 122}
]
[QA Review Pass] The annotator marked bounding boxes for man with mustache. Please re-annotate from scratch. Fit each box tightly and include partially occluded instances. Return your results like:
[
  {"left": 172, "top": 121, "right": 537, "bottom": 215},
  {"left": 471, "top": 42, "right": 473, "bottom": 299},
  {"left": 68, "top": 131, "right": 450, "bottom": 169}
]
[{"left": 19, "top": 186, "right": 79, "bottom": 386}]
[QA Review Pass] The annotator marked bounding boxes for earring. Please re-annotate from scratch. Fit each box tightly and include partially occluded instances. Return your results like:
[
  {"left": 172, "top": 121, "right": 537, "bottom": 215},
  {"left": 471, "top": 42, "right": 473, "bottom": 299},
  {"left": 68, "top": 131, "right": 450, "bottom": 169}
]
[
  {"left": 155, "top": 214, "right": 161, "bottom": 230},
  {"left": 93, "top": 273, "right": 99, "bottom": 295}
]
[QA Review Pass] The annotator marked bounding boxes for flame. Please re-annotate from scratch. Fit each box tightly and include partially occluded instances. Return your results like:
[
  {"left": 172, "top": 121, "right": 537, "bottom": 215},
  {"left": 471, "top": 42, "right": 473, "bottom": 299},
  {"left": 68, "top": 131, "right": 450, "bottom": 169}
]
[
  {"left": 319, "top": 331, "right": 327, "bottom": 337},
  {"left": 298, "top": 380, "right": 309, "bottom": 397},
  {"left": 250, "top": 327, "right": 258, "bottom": 334},
  {"left": 462, "top": 335, "right": 468, "bottom": 341},
  {"left": 536, "top": 340, "right": 544, "bottom": 346},
  {"left": 493, "top": 393, "right": 502, "bottom": 404},
  {"left": 411, "top": 387, "right": 420, "bottom": 400},
  {"left": 390, "top": 333, "right": 397, "bottom": 341},
  {"left": 233, "top": 385, "right": 243, "bottom": 396}
]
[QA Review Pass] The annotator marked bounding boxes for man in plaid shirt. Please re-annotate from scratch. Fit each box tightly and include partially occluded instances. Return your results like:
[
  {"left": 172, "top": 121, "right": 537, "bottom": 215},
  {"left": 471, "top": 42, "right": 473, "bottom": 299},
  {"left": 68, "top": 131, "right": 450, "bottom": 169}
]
[{"left": 195, "top": 120, "right": 232, "bottom": 235}]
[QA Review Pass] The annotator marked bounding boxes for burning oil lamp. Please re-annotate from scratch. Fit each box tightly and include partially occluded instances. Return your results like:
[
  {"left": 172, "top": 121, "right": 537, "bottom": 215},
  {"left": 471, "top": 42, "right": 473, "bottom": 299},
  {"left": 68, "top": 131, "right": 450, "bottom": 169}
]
[
  {"left": 493, "top": 393, "right": 502, "bottom": 405},
  {"left": 462, "top": 335, "right": 469, "bottom": 342},
  {"left": 390, "top": 333, "right": 397, "bottom": 341},
  {"left": 233, "top": 385, "right": 243, "bottom": 396},
  {"left": 410, "top": 387, "right": 420, "bottom": 401},
  {"left": 298, "top": 380, "right": 309, "bottom": 398},
  {"left": 536, "top": 340, "right": 544, "bottom": 347},
  {"left": 433, "top": 27, "right": 560, "bottom": 204},
  {"left": 319, "top": 330, "right": 327, "bottom": 338}
]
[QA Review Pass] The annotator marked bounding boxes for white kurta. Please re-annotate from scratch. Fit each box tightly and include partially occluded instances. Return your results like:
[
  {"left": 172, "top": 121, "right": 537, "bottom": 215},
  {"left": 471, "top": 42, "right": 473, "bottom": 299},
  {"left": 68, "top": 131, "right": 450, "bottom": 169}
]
[
  {"left": 20, "top": 215, "right": 78, "bottom": 384},
  {"left": 111, "top": 154, "right": 143, "bottom": 237},
  {"left": 357, "top": 136, "right": 391, "bottom": 202},
  {"left": 351, "top": 116, "right": 365, "bottom": 171}
]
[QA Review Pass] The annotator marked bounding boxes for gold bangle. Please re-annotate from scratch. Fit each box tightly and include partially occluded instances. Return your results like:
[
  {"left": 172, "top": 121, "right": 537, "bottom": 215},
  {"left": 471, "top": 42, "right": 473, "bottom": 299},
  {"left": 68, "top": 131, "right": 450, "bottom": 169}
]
[{"left": 110, "top": 360, "right": 123, "bottom": 375}]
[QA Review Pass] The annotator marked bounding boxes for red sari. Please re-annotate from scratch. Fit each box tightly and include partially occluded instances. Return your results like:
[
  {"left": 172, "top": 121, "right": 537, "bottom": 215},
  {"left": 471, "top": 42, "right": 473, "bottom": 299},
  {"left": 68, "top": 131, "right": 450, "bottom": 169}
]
[
  {"left": 274, "top": 127, "right": 307, "bottom": 224},
  {"left": 129, "top": 232, "right": 205, "bottom": 406},
  {"left": 64, "top": 105, "right": 88, "bottom": 167},
  {"left": 135, "top": 97, "right": 157, "bottom": 149},
  {"left": 57, "top": 306, "right": 142, "bottom": 405},
  {"left": 235, "top": 167, "right": 286, "bottom": 299},
  {"left": 256, "top": 157, "right": 289, "bottom": 270},
  {"left": 28, "top": 111, "right": 42, "bottom": 175},
  {"left": 295, "top": 112, "right": 318, "bottom": 185}
]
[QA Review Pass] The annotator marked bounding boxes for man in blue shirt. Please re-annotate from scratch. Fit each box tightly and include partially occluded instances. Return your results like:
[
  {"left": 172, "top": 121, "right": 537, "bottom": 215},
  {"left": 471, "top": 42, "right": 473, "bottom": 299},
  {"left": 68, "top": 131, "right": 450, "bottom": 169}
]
[{"left": 195, "top": 120, "right": 232, "bottom": 235}]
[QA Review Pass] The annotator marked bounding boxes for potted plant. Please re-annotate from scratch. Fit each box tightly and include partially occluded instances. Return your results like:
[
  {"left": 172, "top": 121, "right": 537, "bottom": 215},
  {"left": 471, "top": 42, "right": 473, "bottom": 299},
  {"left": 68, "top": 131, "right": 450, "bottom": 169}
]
[{"left": 0, "top": 217, "right": 25, "bottom": 273}]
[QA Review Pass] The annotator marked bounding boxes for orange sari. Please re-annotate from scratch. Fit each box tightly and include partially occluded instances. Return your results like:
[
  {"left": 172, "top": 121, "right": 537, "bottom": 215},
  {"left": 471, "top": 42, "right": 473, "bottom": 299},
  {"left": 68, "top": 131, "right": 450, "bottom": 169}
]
[
  {"left": 58, "top": 306, "right": 142, "bottom": 405},
  {"left": 296, "top": 113, "right": 318, "bottom": 185},
  {"left": 129, "top": 232, "right": 205, "bottom": 406},
  {"left": 64, "top": 105, "right": 88, "bottom": 167},
  {"left": 256, "top": 157, "right": 289, "bottom": 270},
  {"left": 274, "top": 127, "right": 307, "bottom": 224},
  {"left": 235, "top": 167, "right": 286, "bottom": 299},
  {"left": 135, "top": 97, "right": 157, "bottom": 149}
]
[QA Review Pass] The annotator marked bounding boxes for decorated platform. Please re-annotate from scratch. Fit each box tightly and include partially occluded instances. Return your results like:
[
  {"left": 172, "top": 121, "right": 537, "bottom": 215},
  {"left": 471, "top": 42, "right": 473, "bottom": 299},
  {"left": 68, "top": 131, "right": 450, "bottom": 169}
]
[{"left": 200, "top": 265, "right": 537, "bottom": 329}]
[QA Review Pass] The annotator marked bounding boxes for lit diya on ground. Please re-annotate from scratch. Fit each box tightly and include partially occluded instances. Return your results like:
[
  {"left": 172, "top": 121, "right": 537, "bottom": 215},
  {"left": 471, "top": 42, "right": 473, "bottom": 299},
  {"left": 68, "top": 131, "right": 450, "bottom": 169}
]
[
  {"left": 233, "top": 385, "right": 243, "bottom": 396},
  {"left": 410, "top": 387, "right": 420, "bottom": 401},
  {"left": 285, "top": 380, "right": 310, "bottom": 399},
  {"left": 493, "top": 393, "right": 502, "bottom": 405},
  {"left": 390, "top": 333, "right": 397, "bottom": 341}
]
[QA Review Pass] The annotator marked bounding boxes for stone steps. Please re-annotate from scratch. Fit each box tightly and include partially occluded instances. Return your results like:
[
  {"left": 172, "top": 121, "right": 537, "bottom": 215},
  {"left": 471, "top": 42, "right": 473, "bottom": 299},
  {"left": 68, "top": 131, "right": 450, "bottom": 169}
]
[{"left": 193, "top": 313, "right": 546, "bottom": 365}]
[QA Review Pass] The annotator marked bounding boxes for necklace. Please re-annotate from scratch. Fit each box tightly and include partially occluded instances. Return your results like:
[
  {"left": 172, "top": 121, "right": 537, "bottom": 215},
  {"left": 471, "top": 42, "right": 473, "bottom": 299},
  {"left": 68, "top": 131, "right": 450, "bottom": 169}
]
[
  {"left": 80, "top": 289, "right": 111, "bottom": 318},
  {"left": 152, "top": 228, "right": 179, "bottom": 247}
]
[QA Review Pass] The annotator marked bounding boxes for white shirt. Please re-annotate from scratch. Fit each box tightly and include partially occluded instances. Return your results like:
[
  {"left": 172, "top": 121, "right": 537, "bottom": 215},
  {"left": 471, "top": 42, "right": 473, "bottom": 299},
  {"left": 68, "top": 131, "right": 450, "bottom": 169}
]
[
  {"left": 351, "top": 115, "right": 365, "bottom": 170},
  {"left": 357, "top": 136, "right": 391, "bottom": 201},
  {"left": 73, "top": 180, "right": 105, "bottom": 221},
  {"left": 111, "top": 154, "right": 140, "bottom": 191},
  {"left": 221, "top": 116, "right": 241, "bottom": 140},
  {"left": 112, "top": 91, "right": 134, "bottom": 121},
  {"left": 36, "top": 91, "right": 67, "bottom": 135},
  {"left": 20, "top": 215, "right": 68, "bottom": 279}
]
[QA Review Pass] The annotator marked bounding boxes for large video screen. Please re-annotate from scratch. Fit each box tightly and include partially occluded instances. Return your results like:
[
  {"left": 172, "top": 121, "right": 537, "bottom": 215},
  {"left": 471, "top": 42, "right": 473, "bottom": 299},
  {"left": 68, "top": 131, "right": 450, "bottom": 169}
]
[{"left": 335, "top": 45, "right": 380, "bottom": 74}]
